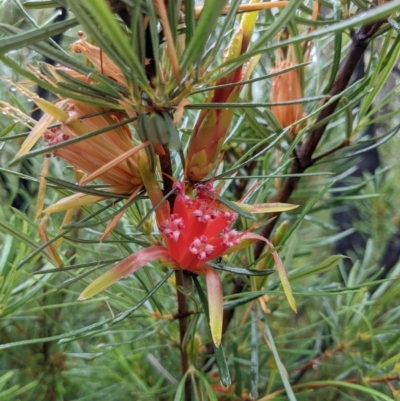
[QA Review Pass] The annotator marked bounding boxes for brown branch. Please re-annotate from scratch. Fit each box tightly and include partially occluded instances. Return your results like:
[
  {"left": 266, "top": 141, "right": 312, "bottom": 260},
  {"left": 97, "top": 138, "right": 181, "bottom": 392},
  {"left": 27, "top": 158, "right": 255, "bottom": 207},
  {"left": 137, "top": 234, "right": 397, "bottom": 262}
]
[
  {"left": 312, "top": 139, "right": 350, "bottom": 164},
  {"left": 175, "top": 270, "right": 191, "bottom": 400},
  {"left": 158, "top": 146, "right": 191, "bottom": 400},
  {"left": 159, "top": 144, "right": 176, "bottom": 208},
  {"left": 259, "top": 374, "right": 400, "bottom": 400},
  {"left": 290, "top": 345, "right": 344, "bottom": 379},
  {"left": 342, "top": 375, "right": 400, "bottom": 384},
  {"left": 172, "top": 309, "right": 196, "bottom": 320},
  {"left": 254, "top": 17, "right": 385, "bottom": 258},
  {"left": 207, "top": 10, "right": 390, "bottom": 367}
]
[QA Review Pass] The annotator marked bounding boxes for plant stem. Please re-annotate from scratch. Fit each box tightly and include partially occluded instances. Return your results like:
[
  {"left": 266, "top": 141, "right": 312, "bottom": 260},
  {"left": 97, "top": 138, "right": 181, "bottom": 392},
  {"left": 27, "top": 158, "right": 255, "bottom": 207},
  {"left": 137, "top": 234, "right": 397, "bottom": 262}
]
[
  {"left": 159, "top": 144, "right": 175, "bottom": 200},
  {"left": 175, "top": 270, "right": 191, "bottom": 401},
  {"left": 203, "top": 13, "right": 388, "bottom": 364},
  {"left": 254, "top": 17, "right": 385, "bottom": 258},
  {"left": 311, "top": 139, "right": 350, "bottom": 164},
  {"left": 158, "top": 145, "right": 191, "bottom": 399}
]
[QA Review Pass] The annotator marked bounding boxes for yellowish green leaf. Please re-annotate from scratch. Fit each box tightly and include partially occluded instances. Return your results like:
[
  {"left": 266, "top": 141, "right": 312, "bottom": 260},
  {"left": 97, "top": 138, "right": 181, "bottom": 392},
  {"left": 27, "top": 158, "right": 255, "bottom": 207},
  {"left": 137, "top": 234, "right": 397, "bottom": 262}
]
[
  {"left": 244, "top": 233, "right": 296, "bottom": 312},
  {"left": 237, "top": 202, "right": 298, "bottom": 214},
  {"left": 78, "top": 246, "right": 169, "bottom": 300},
  {"left": 43, "top": 193, "right": 105, "bottom": 214}
]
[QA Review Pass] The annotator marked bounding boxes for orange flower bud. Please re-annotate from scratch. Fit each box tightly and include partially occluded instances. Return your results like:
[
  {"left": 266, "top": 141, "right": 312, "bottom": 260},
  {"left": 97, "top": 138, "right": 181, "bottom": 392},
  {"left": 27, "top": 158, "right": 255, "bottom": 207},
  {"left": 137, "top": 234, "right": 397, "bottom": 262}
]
[{"left": 270, "top": 61, "right": 303, "bottom": 135}]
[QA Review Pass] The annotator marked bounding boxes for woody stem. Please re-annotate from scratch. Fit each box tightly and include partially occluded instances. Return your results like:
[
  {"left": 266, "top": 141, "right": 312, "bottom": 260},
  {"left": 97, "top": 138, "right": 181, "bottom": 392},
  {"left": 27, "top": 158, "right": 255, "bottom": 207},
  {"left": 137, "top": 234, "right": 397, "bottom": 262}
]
[
  {"left": 159, "top": 144, "right": 175, "bottom": 208},
  {"left": 158, "top": 146, "right": 191, "bottom": 400},
  {"left": 175, "top": 270, "right": 191, "bottom": 400},
  {"left": 202, "top": 11, "right": 387, "bottom": 371},
  {"left": 254, "top": 17, "right": 384, "bottom": 258}
]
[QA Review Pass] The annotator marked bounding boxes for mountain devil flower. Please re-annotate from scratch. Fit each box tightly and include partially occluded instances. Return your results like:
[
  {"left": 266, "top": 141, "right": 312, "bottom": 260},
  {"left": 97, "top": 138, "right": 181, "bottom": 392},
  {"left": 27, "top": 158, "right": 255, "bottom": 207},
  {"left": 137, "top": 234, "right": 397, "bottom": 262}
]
[
  {"left": 14, "top": 94, "right": 148, "bottom": 243},
  {"left": 79, "top": 161, "right": 297, "bottom": 347},
  {"left": 17, "top": 96, "right": 145, "bottom": 198}
]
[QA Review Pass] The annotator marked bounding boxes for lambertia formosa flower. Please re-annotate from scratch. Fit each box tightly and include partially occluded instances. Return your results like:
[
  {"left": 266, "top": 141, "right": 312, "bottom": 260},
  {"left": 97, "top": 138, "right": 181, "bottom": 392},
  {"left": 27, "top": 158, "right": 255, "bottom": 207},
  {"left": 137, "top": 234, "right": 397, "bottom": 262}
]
[
  {"left": 15, "top": 95, "right": 148, "bottom": 241},
  {"left": 12, "top": 33, "right": 151, "bottom": 240},
  {"left": 79, "top": 160, "right": 298, "bottom": 347}
]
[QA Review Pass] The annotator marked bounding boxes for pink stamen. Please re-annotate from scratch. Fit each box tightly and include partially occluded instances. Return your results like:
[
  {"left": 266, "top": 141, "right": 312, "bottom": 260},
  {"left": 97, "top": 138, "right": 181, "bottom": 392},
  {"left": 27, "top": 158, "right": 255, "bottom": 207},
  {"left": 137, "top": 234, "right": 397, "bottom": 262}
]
[
  {"left": 185, "top": 196, "right": 194, "bottom": 207},
  {"left": 43, "top": 128, "right": 70, "bottom": 147},
  {"left": 189, "top": 236, "right": 215, "bottom": 260},
  {"left": 223, "top": 211, "right": 237, "bottom": 223},
  {"left": 160, "top": 214, "right": 185, "bottom": 242},
  {"left": 209, "top": 210, "right": 219, "bottom": 219},
  {"left": 196, "top": 182, "right": 217, "bottom": 200},
  {"left": 43, "top": 131, "right": 52, "bottom": 141},
  {"left": 221, "top": 229, "right": 241, "bottom": 247},
  {"left": 172, "top": 182, "right": 185, "bottom": 194},
  {"left": 193, "top": 209, "right": 210, "bottom": 223}
]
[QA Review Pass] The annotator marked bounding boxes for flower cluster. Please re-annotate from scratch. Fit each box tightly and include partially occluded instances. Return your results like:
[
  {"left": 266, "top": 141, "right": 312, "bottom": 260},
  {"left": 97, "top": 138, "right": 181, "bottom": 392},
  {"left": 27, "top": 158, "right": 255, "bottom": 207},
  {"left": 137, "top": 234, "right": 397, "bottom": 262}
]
[
  {"left": 159, "top": 183, "right": 243, "bottom": 271},
  {"left": 79, "top": 174, "right": 297, "bottom": 347},
  {"left": 42, "top": 100, "right": 143, "bottom": 193}
]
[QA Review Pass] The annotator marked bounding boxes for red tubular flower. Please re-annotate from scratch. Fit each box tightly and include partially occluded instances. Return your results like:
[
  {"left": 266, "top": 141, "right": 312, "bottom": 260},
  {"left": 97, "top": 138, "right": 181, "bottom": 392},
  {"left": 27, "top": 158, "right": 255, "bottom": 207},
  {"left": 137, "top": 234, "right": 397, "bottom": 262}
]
[
  {"left": 159, "top": 183, "right": 243, "bottom": 271},
  {"left": 79, "top": 168, "right": 297, "bottom": 347}
]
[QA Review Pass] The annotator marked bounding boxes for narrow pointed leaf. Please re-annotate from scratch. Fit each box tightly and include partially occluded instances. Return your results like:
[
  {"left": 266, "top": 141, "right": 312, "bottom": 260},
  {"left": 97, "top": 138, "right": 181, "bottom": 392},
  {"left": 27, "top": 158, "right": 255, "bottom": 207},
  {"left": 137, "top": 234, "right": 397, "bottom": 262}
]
[
  {"left": 0, "top": 271, "right": 173, "bottom": 350},
  {"left": 250, "top": 308, "right": 259, "bottom": 399},
  {"left": 193, "top": 276, "right": 231, "bottom": 387},
  {"left": 79, "top": 143, "right": 148, "bottom": 186},
  {"left": 244, "top": 233, "right": 296, "bottom": 312},
  {"left": 208, "top": 262, "right": 274, "bottom": 276},
  {"left": 201, "top": 188, "right": 254, "bottom": 220},
  {"left": 0, "top": 18, "right": 79, "bottom": 54},
  {"left": 179, "top": 0, "right": 229, "bottom": 75},
  {"left": 43, "top": 193, "right": 105, "bottom": 214},
  {"left": 15, "top": 112, "right": 54, "bottom": 157},
  {"left": 44, "top": 177, "right": 128, "bottom": 199},
  {"left": 204, "top": 267, "right": 223, "bottom": 347},
  {"left": 0, "top": 123, "right": 17, "bottom": 138},
  {"left": 79, "top": 246, "right": 169, "bottom": 300},
  {"left": 0, "top": 220, "right": 52, "bottom": 264},
  {"left": 36, "top": 157, "right": 50, "bottom": 218},
  {"left": 263, "top": 319, "right": 297, "bottom": 401},
  {"left": 196, "top": 371, "right": 218, "bottom": 401},
  {"left": 100, "top": 188, "right": 141, "bottom": 242},
  {"left": 236, "top": 202, "right": 298, "bottom": 214},
  {"left": 55, "top": 208, "right": 75, "bottom": 249},
  {"left": 38, "top": 216, "right": 63, "bottom": 267},
  {"left": 290, "top": 255, "right": 346, "bottom": 280}
]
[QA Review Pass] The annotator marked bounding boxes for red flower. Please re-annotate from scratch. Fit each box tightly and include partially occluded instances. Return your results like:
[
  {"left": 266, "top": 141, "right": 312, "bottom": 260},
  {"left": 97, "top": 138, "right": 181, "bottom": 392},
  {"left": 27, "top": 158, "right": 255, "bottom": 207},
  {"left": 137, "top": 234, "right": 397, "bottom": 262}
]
[
  {"left": 79, "top": 175, "right": 297, "bottom": 347},
  {"left": 159, "top": 183, "right": 246, "bottom": 271}
]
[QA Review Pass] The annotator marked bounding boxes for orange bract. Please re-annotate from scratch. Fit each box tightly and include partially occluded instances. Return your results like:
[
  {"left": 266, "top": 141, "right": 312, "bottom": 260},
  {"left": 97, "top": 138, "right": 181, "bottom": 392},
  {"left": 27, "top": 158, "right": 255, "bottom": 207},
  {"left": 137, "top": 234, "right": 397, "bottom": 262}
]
[
  {"left": 270, "top": 60, "right": 303, "bottom": 135},
  {"left": 45, "top": 100, "right": 143, "bottom": 192}
]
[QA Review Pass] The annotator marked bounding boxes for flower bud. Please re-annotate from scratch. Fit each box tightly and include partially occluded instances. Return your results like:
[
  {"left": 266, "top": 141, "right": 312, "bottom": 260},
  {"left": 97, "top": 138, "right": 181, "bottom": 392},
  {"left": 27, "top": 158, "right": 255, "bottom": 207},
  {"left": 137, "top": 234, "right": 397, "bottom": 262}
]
[
  {"left": 270, "top": 61, "right": 303, "bottom": 135},
  {"left": 186, "top": 9, "right": 261, "bottom": 182}
]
